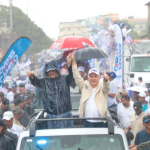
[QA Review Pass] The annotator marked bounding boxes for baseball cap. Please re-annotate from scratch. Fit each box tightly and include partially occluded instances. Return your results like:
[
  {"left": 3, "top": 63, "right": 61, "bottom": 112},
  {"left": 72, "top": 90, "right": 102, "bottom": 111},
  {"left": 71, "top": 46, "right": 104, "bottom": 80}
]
[
  {"left": 133, "top": 101, "right": 142, "bottom": 109},
  {"left": 78, "top": 66, "right": 85, "bottom": 73},
  {"left": 88, "top": 68, "right": 99, "bottom": 76},
  {"left": 13, "top": 106, "right": 23, "bottom": 114},
  {"left": 143, "top": 115, "right": 150, "bottom": 123},
  {"left": 2, "top": 97, "right": 9, "bottom": 107},
  {"left": 138, "top": 92, "right": 146, "bottom": 98},
  {"left": 106, "top": 72, "right": 116, "bottom": 79},
  {"left": 61, "top": 62, "right": 68, "bottom": 67},
  {"left": 19, "top": 83, "right": 25, "bottom": 88},
  {"left": 12, "top": 84, "right": 17, "bottom": 88},
  {"left": 3, "top": 111, "right": 13, "bottom": 120},
  {"left": 120, "top": 23, "right": 125, "bottom": 27}
]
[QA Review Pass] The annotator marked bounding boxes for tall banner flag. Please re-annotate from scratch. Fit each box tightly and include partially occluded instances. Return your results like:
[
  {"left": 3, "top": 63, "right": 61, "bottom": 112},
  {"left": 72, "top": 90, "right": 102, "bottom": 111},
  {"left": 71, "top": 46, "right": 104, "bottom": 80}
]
[
  {"left": 113, "top": 24, "right": 123, "bottom": 88},
  {"left": 0, "top": 37, "right": 31, "bottom": 86}
]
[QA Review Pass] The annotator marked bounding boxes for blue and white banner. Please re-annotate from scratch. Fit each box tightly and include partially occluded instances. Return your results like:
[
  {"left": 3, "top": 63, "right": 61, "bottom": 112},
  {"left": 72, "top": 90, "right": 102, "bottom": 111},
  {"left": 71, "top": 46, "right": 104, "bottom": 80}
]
[
  {"left": 113, "top": 24, "right": 123, "bottom": 88},
  {"left": 0, "top": 37, "right": 31, "bottom": 86}
]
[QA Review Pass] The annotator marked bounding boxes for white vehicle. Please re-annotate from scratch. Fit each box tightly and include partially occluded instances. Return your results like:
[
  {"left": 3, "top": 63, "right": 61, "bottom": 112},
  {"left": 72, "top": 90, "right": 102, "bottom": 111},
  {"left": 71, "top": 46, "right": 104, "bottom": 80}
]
[
  {"left": 129, "top": 54, "right": 150, "bottom": 87},
  {"left": 16, "top": 110, "right": 129, "bottom": 150}
]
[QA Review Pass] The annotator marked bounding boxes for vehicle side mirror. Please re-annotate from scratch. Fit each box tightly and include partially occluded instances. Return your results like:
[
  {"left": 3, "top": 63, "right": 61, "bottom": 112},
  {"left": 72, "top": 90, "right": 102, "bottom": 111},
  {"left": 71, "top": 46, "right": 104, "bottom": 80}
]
[
  {"left": 130, "top": 73, "right": 134, "bottom": 78},
  {"left": 126, "top": 57, "right": 131, "bottom": 62}
]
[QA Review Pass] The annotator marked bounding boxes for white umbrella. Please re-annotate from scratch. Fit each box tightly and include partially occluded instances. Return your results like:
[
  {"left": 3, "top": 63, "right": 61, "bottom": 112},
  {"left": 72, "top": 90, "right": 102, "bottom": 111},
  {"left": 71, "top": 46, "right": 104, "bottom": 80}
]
[{"left": 127, "top": 86, "right": 148, "bottom": 92}]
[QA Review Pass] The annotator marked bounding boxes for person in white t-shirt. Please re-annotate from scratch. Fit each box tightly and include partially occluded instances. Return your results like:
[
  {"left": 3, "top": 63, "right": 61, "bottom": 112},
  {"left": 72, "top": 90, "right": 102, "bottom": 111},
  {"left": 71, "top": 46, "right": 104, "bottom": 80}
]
[
  {"left": 117, "top": 94, "right": 135, "bottom": 128},
  {"left": 138, "top": 77, "right": 146, "bottom": 88},
  {"left": 7, "top": 86, "right": 14, "bottom": 103},
  {"left": 107, "top": 71, "right": 118, "bottom": 108},
  {"left": 3, "top": 111, "right": 23, "bottom": 137}
]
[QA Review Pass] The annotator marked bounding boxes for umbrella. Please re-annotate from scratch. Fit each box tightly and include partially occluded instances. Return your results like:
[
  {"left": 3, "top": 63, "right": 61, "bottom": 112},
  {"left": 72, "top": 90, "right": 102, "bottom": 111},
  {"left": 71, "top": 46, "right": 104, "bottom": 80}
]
[
  {"left": 55, "top": 47, "right": 108, "bottom": 61},
  {"left": 49, "top": 36, "right": 96, "bottom": 50},
  {"left": 127, "top": 86, "right": 148, "bottom": 92}
]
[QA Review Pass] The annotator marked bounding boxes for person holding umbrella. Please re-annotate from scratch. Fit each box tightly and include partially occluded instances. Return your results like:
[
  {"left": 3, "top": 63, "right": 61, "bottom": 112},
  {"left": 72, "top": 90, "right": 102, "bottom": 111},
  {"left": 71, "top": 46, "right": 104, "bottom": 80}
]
[
  {"left": 27, "top": 60, "right": 74, "bottom": 129},
  {"left": 67, "top": 53, "right": 110, "bottom": 127}
]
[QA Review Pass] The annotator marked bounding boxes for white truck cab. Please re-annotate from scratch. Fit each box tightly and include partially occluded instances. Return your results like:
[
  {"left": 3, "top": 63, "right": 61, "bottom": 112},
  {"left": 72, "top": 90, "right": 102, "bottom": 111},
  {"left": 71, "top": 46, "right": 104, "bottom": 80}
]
[
  {"left": 16, "top": 110, "right": 129, "bottom": 150},
  {"left": 130, "top": 54, "right": 150, "bottom": 87}
]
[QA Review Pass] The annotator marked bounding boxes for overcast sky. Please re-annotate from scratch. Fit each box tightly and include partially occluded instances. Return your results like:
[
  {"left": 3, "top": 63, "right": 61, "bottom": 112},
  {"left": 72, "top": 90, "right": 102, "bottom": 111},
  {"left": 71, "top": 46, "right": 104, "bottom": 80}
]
[{"left": 1, "top": 0, "right": 149, "bottom": 39}]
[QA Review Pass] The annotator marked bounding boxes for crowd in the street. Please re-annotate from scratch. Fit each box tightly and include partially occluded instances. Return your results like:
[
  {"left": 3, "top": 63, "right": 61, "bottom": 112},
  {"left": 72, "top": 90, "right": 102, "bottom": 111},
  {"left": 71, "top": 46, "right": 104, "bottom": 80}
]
[{"left": 0, "top": 53, "right": 150, "bottom": 150}]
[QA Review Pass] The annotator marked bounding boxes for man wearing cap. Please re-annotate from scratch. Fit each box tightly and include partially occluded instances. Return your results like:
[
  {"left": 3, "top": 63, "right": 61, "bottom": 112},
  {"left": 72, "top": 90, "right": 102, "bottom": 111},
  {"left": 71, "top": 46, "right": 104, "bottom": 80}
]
[
  {"left": 0, "top": 97, "right": 11, "bottom": 118},
  {"left": 14, "top": 98, "right": 30, "bottom": 127},
  {"left": 138, "top": 92, "right": 148, "bottom": 112},
  {"left": 129, "top": 115, "right": 150, "bottom": 150},
  {"left": 129, "top": 101, "right": 146, "bottom": 145},
  {"left": 3, "top": 111, "right": 23, "bottom": 136},
  {"left": 67, "top": 53, "right": 110, "bottom": 127},
  {"left": 0, "top": 119, "right": 16, "bottom": 150},
  {"left": 27, "top": 59, "right": 74, "bottom": 128},
  {"left": 106, "top": 71, "right": 118, "bottom": 108},
  {"left": 61, "top": 62, "right": 69, "bottom": 75},
  {"left": 78, "top": 66, "right": 85, "bottom": 78},
  {"left": 13, "top": 106, "right": 26, "bottom": 130}
]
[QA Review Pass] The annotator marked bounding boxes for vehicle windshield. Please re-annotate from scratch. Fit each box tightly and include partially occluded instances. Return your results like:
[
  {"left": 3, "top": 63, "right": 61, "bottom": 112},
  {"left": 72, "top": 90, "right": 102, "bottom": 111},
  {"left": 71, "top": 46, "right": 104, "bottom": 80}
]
[
  {"left": 131, "top": 57, "right": 150, "bottom": 72},
  {"left": 20, "top": 134, "right": 125, "bottom": 150}
]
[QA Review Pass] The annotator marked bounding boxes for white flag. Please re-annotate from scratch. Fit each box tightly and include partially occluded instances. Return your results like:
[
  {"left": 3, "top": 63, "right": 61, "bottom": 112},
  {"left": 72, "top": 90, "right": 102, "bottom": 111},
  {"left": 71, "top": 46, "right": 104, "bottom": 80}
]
[{"left": 113, "top": 24, "right": 123, "bottom": 88}]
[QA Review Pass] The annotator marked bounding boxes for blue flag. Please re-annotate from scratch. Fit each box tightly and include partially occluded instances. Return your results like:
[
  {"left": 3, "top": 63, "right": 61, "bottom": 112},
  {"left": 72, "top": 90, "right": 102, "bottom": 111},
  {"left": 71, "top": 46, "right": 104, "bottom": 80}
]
[{"left": 0, "top": 37, "right": 31, "bottom": 86}]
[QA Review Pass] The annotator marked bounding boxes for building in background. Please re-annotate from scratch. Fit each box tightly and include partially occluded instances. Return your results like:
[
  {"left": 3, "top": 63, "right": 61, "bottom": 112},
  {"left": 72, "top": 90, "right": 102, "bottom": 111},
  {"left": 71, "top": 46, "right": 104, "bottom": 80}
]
[
  {"left": 127, "top": 17, "right": 147, "bottom": 34},
  {"left": 58, "top": 19, "right": 86, "bottom": 37},
  {"left": 58, "top": 13, "right": 120, "bottom": 38}
]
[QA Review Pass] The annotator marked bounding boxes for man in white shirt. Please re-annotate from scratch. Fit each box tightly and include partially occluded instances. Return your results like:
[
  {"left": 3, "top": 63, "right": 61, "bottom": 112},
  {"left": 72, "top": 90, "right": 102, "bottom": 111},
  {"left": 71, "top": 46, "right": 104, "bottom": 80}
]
[
  {"left": 107, "top": 72, "right": 118, "bottom": 108},
  {"left": 3, "top": 111, "right": 23, "bottom": 137},
  {"left": 117, "top": 94, "right": 135, "bottom": 128},
  {"left": 7, "top": 86, "right": 14, "bottom": 103},
  {"left": 138, "top": 77, "right": 146, "bottom": 88}
]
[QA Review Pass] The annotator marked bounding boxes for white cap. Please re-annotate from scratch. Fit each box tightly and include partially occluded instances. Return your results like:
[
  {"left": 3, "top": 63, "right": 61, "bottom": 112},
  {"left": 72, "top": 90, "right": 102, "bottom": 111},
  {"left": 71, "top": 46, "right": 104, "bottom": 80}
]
[
  {"left": 3, "top": 111, "right": 14, "bottom": 120},
  {"left": 88, "top": 68, "right": 99, "bottom": 76},
  {"left": 138, "top": 92, "right": 146, "bottom": 98},
  {"left": 61, "top": 62, "right": 68, "bottom": 67},
  {"left": 78, "top": 66, "right": 85, "bottom": 72}
]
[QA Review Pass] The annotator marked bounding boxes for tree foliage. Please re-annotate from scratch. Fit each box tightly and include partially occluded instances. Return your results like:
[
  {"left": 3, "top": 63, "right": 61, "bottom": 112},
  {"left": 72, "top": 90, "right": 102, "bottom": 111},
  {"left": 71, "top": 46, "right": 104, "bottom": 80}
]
[
  {"left": 0, "top": 5, "right": 53, "bottom": 55},
  {"left": 122, "top": 19, "right": 148, "bottom": 39}
]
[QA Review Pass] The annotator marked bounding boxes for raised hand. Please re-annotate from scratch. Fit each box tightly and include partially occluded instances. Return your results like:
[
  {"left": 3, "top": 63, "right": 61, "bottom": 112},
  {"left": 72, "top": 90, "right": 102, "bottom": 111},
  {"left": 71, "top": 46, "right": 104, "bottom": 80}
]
[
  {"left": 27, "top": 71, "right": 34, "bottom": 79},
  {"left": 103, "top": 72, "right": 109, "bottom": 82},
  {"left": 66, "top": 53, "right": 72, "bottom": 67}
]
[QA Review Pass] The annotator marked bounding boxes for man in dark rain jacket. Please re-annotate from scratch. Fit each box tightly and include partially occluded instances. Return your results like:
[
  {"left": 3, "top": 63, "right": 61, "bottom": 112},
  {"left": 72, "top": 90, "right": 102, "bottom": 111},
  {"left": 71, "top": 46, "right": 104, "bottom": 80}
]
[
  {"left": 0, "top": 119, "right": 16, "bottom": 150},
  {"left": 27, "top": 60, "right": 73, "bottom": 128}
]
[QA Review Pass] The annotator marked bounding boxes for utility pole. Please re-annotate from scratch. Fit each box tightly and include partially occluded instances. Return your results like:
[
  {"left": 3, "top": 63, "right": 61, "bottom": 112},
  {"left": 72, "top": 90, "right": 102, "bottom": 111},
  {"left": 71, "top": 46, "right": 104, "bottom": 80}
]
[{"left": 9, "top": 0, "right": 13, "bottom": 29}]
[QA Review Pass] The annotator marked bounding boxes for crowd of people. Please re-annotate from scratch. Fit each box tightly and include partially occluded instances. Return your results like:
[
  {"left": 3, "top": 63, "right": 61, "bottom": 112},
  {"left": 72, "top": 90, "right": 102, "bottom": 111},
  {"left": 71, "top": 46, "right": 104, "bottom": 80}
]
[{"left": 0, "top": 53, "right": 150, "bottom": 150}]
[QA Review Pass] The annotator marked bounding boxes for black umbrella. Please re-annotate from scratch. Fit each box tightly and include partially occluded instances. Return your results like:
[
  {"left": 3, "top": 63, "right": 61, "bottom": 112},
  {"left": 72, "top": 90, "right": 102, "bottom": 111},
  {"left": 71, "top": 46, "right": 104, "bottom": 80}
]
[
  {"left": 73, "top": 47, "right": 108, "bottom": 60},
  {"left": 55, "top": 47, "right": 108, "bottom": 61}
]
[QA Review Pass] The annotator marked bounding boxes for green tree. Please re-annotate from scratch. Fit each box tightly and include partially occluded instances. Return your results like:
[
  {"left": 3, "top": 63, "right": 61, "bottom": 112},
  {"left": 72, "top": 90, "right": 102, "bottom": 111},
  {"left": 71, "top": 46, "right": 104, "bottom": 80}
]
[{"left": 0, "top": 5, "right": 54, "bottom": 55}]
